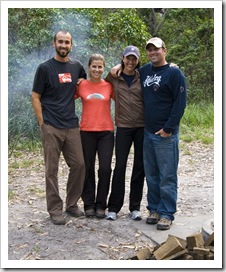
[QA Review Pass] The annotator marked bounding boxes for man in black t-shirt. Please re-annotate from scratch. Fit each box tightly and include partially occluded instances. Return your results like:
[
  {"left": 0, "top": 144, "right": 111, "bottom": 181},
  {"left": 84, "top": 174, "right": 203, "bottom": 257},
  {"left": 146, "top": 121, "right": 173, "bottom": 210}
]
[{"left": 32, "top": 30, "right": 86, "bottom": 225}]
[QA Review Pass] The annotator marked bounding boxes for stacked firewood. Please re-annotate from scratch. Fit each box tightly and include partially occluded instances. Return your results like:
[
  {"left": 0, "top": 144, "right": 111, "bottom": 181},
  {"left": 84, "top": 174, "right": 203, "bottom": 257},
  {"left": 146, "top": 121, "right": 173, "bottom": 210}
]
[{"left": 130, "top": 232, "right": 214, "bottom": 260}]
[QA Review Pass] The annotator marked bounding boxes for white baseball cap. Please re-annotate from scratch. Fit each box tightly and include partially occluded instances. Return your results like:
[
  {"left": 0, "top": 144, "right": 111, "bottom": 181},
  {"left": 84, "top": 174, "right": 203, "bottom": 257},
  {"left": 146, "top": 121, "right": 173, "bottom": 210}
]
[{"left": 146, "top": 37, "right": 166, "bottom": 49}]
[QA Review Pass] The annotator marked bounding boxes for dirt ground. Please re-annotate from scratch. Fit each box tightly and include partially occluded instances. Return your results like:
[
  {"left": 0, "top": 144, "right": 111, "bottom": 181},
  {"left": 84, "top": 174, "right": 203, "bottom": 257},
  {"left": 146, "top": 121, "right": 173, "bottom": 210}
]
[{"left": 7, "top": 141, "right": 214, "bottom": 262}]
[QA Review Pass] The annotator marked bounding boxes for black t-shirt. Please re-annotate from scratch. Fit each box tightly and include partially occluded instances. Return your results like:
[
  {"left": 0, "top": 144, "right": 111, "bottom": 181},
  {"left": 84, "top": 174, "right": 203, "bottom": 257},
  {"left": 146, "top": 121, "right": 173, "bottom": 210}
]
[
  {"left": 32, "top": 57, "right": 87, "bottom": 128},
  {"left": 121, "top": 72, "right": 135, "bottom": 88}
]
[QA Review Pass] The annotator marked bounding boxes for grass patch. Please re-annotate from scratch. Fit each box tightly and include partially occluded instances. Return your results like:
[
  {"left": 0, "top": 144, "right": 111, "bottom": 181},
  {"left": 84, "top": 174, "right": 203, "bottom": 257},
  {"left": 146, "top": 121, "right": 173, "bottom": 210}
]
[
  {"left": 8, "top": 189, "right": 17, "bottom": 201},
  {"left": 28, "top": 187, "right": 45, "bottom": 197},
  {"left": 8, "top": 103, "right": 214, "bottom": 166},
  {"left": 180, "top": 103, "right": 214, "bottom": 144},
  {"left": 9, "top": 159, "right": 36, "bottom": 170},
  {"left": 9, "top": 139, "right": 43, "bottom": 158}
]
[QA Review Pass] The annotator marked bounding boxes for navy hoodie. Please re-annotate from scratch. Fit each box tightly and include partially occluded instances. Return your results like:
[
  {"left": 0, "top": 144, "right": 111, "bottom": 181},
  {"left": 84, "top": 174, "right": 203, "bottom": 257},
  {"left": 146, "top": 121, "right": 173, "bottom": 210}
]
[{"left": 139, "top": 63, "right": 187, "bottom": 134}]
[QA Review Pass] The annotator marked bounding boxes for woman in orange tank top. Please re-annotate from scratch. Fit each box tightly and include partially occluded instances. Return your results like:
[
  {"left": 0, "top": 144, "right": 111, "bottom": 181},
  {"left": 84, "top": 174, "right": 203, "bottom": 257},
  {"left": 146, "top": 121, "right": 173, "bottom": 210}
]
[{"left": 76, "top": 54, "right": 114, "bottom": 218}]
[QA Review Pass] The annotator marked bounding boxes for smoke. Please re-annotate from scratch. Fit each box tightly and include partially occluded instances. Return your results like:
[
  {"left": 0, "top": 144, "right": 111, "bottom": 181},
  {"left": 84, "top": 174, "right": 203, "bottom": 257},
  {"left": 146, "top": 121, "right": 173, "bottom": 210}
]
[
  {"left": 8, "top": 9, "right": 118, "bottom": 146},
  {"left": 8, "top": 9, "right": 119, "bottom": 95},
  {"left": 8, "top": 10, "right": 94, "bottom": 147}
]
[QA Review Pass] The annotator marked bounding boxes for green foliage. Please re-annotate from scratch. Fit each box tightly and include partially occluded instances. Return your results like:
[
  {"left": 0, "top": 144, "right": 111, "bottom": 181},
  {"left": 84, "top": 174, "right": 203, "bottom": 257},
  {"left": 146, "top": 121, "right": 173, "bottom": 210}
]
[
  {"left": 72, "top": 8, "right": 150, "bottom": 71},
  {"left": 8, "top": 92, "right": 40, "bottom": 156},
  {"left": 157, "top": 8, "right": 214, "bottom": 102}
]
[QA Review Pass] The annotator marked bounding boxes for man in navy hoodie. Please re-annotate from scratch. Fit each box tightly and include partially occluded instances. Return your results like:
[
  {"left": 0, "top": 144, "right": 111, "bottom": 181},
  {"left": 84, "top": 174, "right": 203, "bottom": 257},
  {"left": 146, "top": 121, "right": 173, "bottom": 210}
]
[{"left": 139, "top": 37, "right": 187, "bottom": 230}]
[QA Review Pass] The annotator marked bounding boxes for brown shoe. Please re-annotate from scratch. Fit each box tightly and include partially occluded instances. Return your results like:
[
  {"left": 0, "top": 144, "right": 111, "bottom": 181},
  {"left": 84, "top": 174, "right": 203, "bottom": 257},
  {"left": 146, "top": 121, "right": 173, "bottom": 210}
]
[
  {"left": 146, "top": 212, "right": 159, "bottom": 225},
  {"left": 66, "top": 207, "right": 84, "bottom": 217},
  {"left": 50, "top": 214, "right": 66, "bottom": 225},
  {"left": 96, "top": 209, "right": 105, "bottom": 219},
  {"left": 85, "top": 208, "right": 96, "bottom": 217},
  {"left": 157, "top": 217, "right": 172, "bottom": 230}
]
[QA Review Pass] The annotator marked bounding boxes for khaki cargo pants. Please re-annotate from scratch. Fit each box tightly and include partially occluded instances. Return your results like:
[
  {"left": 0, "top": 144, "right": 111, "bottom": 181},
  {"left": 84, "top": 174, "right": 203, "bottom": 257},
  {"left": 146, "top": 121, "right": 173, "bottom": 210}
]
[{"left": 41, "top": 123, "right": 85, "bottom": 216}]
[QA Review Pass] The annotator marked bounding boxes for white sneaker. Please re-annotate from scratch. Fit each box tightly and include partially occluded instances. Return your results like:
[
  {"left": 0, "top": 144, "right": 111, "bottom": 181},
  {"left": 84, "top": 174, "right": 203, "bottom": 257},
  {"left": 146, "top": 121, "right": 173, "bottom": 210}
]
[
  {"left": 106, "top": 212, "right": 117, "bottom": 220},
  {"left": 131, "top": 210, "right": 142, "bottom": 221}
]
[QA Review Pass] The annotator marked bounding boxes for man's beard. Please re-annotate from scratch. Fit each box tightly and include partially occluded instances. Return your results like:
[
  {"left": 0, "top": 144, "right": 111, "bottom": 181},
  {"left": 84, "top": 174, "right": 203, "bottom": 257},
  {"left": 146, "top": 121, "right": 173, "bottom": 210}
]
[{"left": 56, "top": 47, "right": 70, "bottom": 58}]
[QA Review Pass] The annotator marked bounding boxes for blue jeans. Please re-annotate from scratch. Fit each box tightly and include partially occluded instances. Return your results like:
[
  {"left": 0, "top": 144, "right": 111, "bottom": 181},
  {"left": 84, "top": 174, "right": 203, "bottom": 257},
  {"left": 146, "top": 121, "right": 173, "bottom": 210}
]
[{"left": 143, "top": 129, "right": 179, "bottom": 221}]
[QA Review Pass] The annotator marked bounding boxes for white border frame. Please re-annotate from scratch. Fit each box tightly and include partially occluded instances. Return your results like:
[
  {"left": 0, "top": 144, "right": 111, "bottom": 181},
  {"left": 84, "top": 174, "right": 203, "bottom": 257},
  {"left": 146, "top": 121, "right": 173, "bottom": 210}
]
[{"left": 1, "top": 1, "right": 223, "bottom": 269}]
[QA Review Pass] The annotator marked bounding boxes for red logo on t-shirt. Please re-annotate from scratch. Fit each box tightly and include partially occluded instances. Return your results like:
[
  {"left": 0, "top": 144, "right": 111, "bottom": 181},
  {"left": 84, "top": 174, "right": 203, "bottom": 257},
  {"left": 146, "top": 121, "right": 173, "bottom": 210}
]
[{"left": 58, "top": 73, "right": 72, "bottom": 83}]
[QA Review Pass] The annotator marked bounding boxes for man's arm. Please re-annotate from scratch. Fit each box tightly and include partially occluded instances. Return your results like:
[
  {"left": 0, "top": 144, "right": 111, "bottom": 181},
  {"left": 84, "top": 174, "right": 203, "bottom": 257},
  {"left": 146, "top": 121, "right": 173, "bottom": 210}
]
[
  {"left": 110, "top": 62, "right": 178, "bottom": 78},
  {"left": 110, "top": 64, "right": 122, "bottom": 78},
  {"left": 163, "top": 70, "right": 187, "bottom": 133},
  {"left": 31, "top": 91, "right": 43, "bottom": 126}
]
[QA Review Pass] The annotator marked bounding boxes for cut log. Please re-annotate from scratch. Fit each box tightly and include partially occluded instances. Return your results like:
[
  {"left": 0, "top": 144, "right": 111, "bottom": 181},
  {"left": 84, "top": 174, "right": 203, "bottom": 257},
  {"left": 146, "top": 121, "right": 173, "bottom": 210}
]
[
  {"left": 176, "top": 253, "right": 193, "bottom": 260},
  {"left": 204, "top": 232, "right": 214, "bottom": 246},
  {"left": 206, "top": 252, "right": 214, "bottom": 260},
  {"left": 153, "top": 236, "right": 185, "bottom": 260},
  {"left": 163, "top": 249, "right": 188, "bottom": 260},
  {"left": 193, "top": 247, "right": 210, "bottom": 255},
  {"left": 167, "top": 234, "right": 187, "bottom": 248},
  {"left": 205, "top": 245, "right": 214, "bottom": 253},
  {"left": 186, "top": 232, "right": 205, "bottom": 249},
  {"left": 136, "top": 248, "right": 152, "bottom": 260}
]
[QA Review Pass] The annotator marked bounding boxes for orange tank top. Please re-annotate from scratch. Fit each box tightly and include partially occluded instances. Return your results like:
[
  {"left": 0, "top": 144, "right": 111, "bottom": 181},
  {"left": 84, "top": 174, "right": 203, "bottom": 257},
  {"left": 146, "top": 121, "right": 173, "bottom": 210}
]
[{"left": 76, "top": 79, "right": 114, "bottom": 131}]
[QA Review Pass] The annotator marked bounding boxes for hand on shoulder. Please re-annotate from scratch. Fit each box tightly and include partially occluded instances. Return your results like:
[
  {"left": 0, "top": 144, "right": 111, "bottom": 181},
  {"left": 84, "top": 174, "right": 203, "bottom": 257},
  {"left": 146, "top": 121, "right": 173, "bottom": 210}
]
[
  {"left": 110, "top": 64, "right": 122, "bottom": 78},
  {"left": 77, "top": 78, "right": 85, "bottom": 85},
  {"left": 169, "top": 62, "right": 179, "bottom": 68}
]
